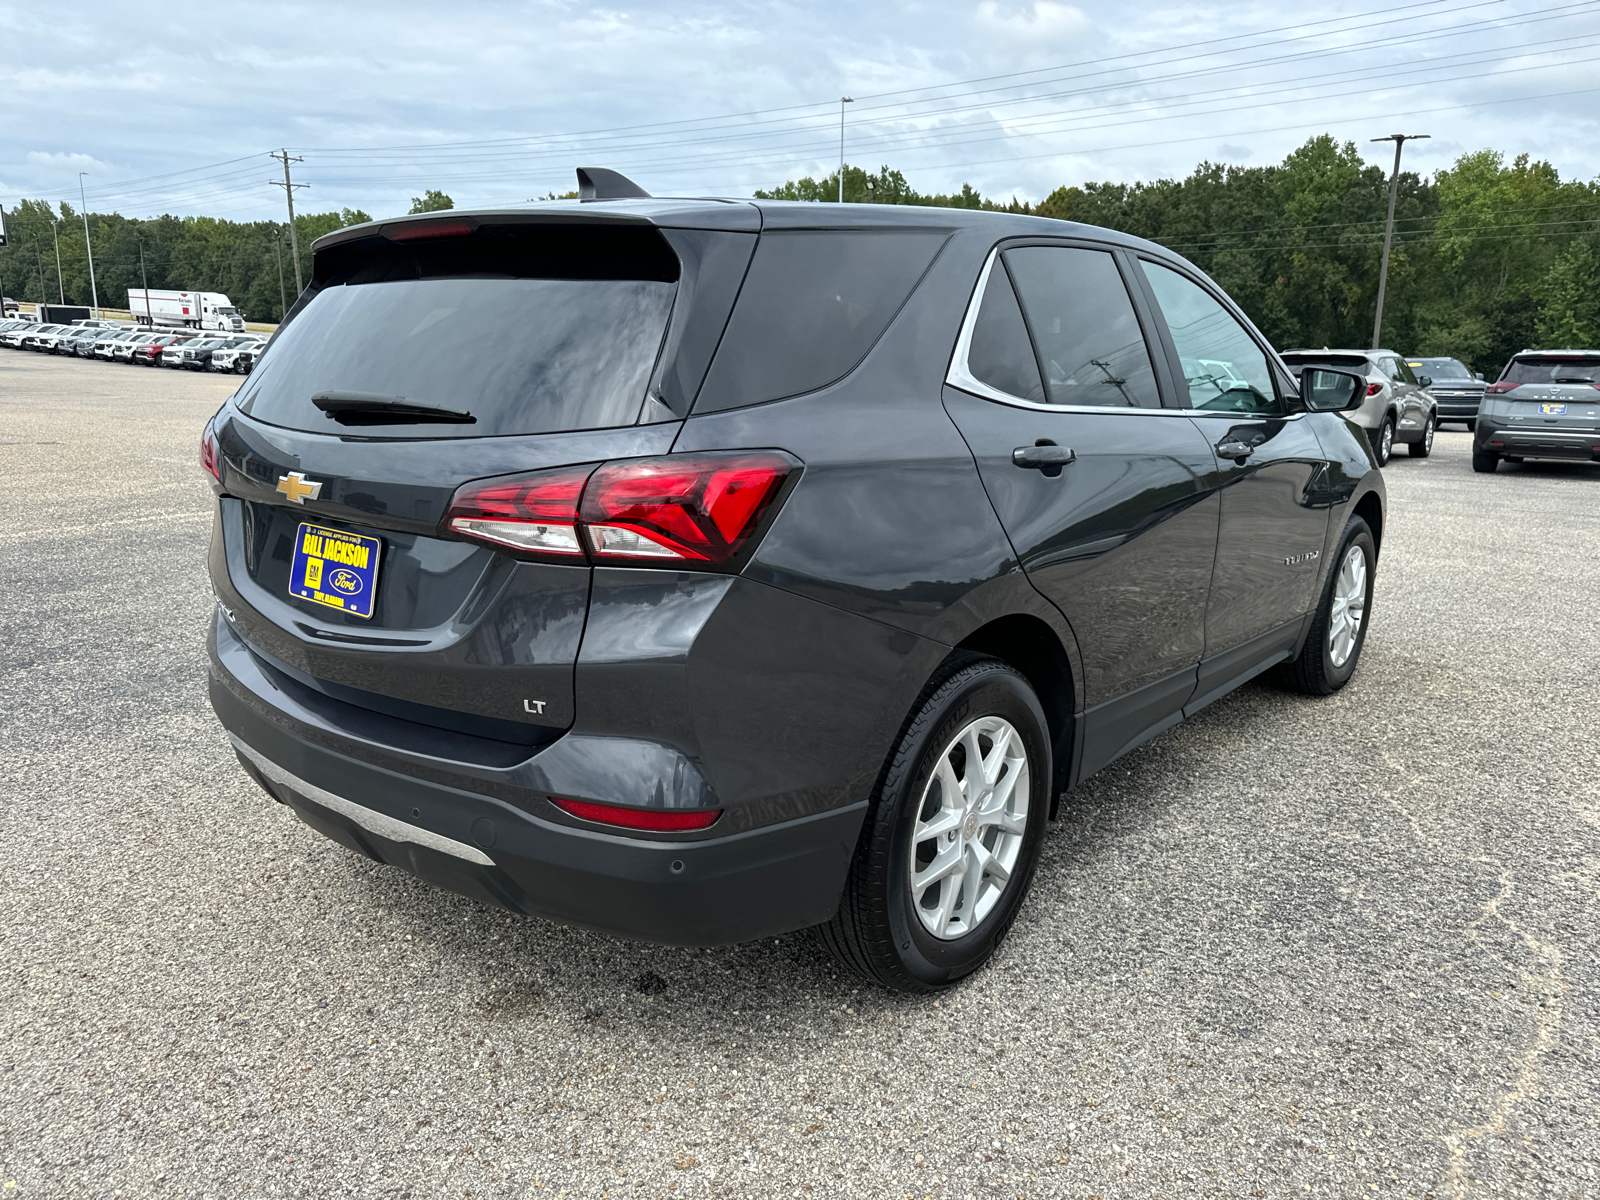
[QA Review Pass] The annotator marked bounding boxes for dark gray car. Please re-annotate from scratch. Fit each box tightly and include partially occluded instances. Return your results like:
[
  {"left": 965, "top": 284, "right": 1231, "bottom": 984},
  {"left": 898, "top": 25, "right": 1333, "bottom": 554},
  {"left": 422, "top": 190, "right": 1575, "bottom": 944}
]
[
  {"left": 203, "top": 179, "right": 1385, "bottom": 991},
  {"left": 1474, "top": 350, "right": 1600, "bottom": 472},
  {"left": 1409, "top": 356, "right": 1485, "bottom": 429}
]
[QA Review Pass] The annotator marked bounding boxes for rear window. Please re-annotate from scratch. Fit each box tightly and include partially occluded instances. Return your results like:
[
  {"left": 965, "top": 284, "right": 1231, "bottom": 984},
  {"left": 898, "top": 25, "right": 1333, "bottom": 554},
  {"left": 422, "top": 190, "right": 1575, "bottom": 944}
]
[
  {"left": 1500, "top": 355, "right": 1600, "bottom": 385},
  {"left": 238, "top": 225, "right": 680, "bottom": 438},
  {"left": 693, "top": 229, "right": 948, "bottom": 413}
]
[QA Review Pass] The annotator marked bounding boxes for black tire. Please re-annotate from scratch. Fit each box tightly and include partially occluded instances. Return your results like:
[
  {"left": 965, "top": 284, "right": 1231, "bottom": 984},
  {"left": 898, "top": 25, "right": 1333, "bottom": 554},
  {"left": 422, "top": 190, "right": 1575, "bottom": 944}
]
[
  {"left": 819, "top": 656, "right": 1052, "bottom": 993},
  {"left": 1408, "top": 414, "right": 1435, "bottom": 457},
  {"left": 1464, "top": 419, "right": 1477, "bottom": 433},
  {"left": 1274, "top": 517, "right": 1376, "bottom": 696},
  {"left": 1372, "top": 417, "right": 1395, "bottom": 466}
]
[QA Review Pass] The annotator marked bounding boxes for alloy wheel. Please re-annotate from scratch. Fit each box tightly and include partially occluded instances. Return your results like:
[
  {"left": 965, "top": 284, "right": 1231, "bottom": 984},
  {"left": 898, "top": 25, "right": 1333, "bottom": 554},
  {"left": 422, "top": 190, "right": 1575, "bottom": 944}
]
[
  {"left": 1328, "top": 544, "right": 1368, "bottom": 668},
  {"left": 1422, "top": 417, "right": 1435, "bottom": 453},
  {"left": 908, "top": 715, "right": 1030, "bottom": 941},
  {"left": 1379, "top": 421, "right": 1394, "bottom": 464}
]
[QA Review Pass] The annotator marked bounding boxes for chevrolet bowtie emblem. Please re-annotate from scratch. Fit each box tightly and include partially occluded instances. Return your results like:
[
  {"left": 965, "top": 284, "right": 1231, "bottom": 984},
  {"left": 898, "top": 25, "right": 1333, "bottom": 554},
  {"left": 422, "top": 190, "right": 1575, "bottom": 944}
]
[{"left": 276, "top": 471, "right": 323, "bottom": 505}]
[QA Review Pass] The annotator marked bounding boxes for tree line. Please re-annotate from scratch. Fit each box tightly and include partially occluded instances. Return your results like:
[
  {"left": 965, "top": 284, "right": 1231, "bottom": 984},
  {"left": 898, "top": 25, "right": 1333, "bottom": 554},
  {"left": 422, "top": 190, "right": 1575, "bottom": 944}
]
[
  {"left": 6, "top": 137, "right": 1597, "bottom": 370},
  {"left": 758, "top": 136, "right": 1600, "bottom": 375},
  {"left": 0, "top": 191, "right": 456, "bottom": 325}
]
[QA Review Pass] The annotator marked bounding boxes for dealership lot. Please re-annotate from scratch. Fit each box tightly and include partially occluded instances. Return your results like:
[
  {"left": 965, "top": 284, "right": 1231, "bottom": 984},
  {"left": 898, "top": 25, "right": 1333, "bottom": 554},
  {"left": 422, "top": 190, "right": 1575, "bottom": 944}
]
[{"left": 2, "top": 353, "right": 1596, "bottom": 1198}]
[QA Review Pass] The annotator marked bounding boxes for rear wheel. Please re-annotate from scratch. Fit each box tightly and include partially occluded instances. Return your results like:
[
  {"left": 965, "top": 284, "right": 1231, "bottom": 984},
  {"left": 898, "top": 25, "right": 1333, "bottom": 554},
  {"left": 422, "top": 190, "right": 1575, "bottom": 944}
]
[
  {"left": 1472, "top": 448, "right": 1498, "bottom": 473},
  {"left": 1464, "top": 419, "right": 1477, "bottom": 433},
  {"left": 1408, "top": 415, "right": 1435, "bottom": 457},
  {"left": 1275, "top": 517, "right": 1375, "bottom": 696},
  {"left": 820, "top": 657, "right": 1050, "bottom": 993},
  {"left": 1373, "top": 418, "right": 1394, "bottom": 466}
]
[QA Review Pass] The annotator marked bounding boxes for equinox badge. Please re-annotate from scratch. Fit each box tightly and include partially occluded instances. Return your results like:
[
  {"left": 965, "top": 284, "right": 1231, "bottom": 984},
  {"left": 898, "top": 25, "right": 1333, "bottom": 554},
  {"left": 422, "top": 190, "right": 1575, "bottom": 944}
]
[{"left": 276, "top": 471, "right": 323, "bottom": 505}]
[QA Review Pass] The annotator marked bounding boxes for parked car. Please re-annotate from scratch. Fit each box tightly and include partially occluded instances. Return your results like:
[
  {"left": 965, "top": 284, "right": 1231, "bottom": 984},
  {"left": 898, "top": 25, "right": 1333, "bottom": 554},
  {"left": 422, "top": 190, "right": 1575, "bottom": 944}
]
[
  {"left": 1408, "top": 356, "right": 1485, "bottom": 429},
  {"left": 1280, "top": 348, "right": 1437, "bottom": 465},
  {"left": 17, "top": 324, "right": 68, "bottom": 350},
  {"left": 209, "top": 337, "right": 267, "bottom": 374},
  {"left": 203, "top": 188, "right": 1386, "bottom": 992},
  {"left": 37, "top": 325, "right": 90, "bottom": 353},
  {"left": 93, "top": 330, "right": 142, "bottom": 360},
  {"left": 55, "top": 327, "right": 103, "bottom": 355},
  {"left": 112, "top": 331, "right": 164, "bottom": 362},
  {"left": 130, "top": 333, "right": 187, "bottom": 366},
  {"left": 1473, "top": 349, "right": 1600, "bottom": 472},
  {"left": 168, "top": 335, "right": 234, "bottom": 370}
]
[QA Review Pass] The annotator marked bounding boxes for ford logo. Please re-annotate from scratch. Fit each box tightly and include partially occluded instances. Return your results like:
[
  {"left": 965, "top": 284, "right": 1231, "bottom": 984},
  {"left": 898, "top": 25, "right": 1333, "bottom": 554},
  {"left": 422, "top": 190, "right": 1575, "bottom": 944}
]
[{"left": 329, "top": 568, "right": 363, "bottom": 595}]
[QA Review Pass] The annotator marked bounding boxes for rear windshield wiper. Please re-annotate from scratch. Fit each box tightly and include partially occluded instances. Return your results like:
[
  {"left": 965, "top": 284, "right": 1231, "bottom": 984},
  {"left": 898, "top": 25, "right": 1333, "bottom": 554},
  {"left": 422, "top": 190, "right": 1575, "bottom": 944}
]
[
  {"left": 1549, "top": 376, "right": 1596, "bottom": 385},
  {"left": 311, "top": 391, "right": 475, "bottom": 425}
]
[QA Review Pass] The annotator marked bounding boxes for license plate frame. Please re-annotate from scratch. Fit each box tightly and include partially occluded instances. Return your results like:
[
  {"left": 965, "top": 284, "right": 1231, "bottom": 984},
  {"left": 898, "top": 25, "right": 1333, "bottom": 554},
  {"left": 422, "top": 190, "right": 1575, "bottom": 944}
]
[{"left": 288, "top": 522, "right": 382, "bottom": 619}]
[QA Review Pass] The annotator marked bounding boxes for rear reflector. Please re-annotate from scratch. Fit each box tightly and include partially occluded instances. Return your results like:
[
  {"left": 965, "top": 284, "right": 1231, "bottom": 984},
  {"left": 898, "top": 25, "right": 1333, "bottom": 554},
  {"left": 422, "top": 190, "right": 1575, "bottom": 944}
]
[
  {"left": 443, "top": 451, "right": 800, "bottom": 570},
  {"left": 551, "top": 797, "right": 722, "bottom": 832}
]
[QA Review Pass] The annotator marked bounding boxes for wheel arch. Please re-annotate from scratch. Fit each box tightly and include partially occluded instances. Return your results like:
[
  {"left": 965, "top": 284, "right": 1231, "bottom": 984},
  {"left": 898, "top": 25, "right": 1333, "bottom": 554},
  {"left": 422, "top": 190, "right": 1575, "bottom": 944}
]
[
  {"left": 1352, "top": 488, "right": 1384, "bottom": 558},
  {"left": 953, "top": 613, "right": 1076, "bottom": 814}
]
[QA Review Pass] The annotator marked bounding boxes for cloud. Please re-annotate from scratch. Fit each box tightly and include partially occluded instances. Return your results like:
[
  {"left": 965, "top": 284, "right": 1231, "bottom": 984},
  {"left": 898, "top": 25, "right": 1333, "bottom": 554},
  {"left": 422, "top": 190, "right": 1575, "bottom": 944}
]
[
  {"left": 1217, "top": 143, "right": 1252, "bottom": 161},
  {"left": 25, "top": 151, "right": 112, "bottom": 173},
  {"left": 974, "top": 1, "right": 1092, "bottom": 42}
]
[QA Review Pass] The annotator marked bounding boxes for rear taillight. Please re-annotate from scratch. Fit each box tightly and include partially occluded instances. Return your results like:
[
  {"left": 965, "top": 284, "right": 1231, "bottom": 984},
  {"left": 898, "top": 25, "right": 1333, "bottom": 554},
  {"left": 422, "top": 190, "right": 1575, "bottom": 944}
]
[
  {"left": 445, "top": 464, "right": 596, "bottom": 557},
  {"left": 1366, "top": 382, "right": 1383, "bottom": 397},
  {"left": 443, "top": 452, "right": 800, "bottom": 570},
  {"left": 1485, "top": 381, "right": 1518, "bottom": 393},
  {"left": 581, "top": 452, "right": 797, "bottom": 565},
  {"left": 200, "top": 421, "right": 222, "bottom": 490},
  {"left": 551, "top": 797, "right": 722, "bottom": 832}
]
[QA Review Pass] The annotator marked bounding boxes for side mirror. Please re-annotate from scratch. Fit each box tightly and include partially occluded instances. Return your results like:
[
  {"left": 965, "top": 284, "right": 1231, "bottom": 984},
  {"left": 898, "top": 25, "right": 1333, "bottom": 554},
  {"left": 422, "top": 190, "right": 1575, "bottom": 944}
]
[
  {"left": 1475, "top": 371, "right": 1485, "bottom": 380},
  {"left": 1416, "top": 374, "right": 1433, "bottom": 388},
  {"left": 1299, "top": 366, "right": 1368, "bottom": 412}
]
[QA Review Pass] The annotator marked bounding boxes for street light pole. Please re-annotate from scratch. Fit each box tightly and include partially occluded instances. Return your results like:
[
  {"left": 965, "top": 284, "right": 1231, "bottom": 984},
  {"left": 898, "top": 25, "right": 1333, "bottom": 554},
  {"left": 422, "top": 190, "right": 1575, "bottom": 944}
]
[
  {"left": 78, "top": 171, "right": 100, "bottom": 317},
  {"left": 1370, "top": 132, "right": 1429, "bottom": 349},
  {"left": 838, "top": 97, "right": 853, "bottom": 203}
]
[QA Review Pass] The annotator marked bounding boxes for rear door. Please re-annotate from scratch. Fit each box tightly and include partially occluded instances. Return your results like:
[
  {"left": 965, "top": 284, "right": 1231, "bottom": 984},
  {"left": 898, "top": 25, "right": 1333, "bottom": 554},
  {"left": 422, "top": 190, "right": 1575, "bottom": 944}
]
[
  {"left": 943, "top": 241, "right": 1219, "bottom": 777},
  {"left": 1133, "top": 257, "right": 1334, "bottom": 710}
]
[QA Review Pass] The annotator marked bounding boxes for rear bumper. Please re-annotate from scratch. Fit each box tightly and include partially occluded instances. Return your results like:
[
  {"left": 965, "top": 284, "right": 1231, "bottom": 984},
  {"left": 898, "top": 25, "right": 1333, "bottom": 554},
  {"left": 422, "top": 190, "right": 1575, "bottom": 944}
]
[
  {"left": 210, "top": 653, "right": 864, "bottom": 945},
  {"left": 1478, "top": 425, "right": 1600, "bottom": 461}
]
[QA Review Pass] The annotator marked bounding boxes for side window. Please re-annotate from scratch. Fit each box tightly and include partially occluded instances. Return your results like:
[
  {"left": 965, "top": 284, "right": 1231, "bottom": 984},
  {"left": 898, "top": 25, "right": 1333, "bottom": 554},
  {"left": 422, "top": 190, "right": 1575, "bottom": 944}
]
[
  {"left": 1140, "top": 260, "right": 1280, "bottom": 414},
  {"left": 965, "top": 259, "right": 1046, "bottom": 404},
  {"left": 1390, "top": 357, "right": 1418, "bottom": 385},
  {"left": 1004, "top": 246, "right": 1161, "bottom": 408}
]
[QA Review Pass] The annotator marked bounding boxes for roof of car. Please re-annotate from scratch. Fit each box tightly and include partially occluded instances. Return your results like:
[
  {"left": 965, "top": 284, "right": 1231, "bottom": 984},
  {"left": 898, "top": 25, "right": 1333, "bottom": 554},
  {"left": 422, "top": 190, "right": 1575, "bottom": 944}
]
[
  {"left": 310, "top": 195, "right": 1179, "bottom": 261},
  {"left": 1515, "top": 347, "right": 1600, "bottom": 356}
]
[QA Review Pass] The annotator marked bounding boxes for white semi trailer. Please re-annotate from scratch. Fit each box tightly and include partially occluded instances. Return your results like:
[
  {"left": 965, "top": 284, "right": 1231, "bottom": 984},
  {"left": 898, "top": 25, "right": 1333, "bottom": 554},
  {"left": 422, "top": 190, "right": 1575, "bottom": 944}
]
[{"left": 127, "top": 289, "right": 246, "bottom": 332}]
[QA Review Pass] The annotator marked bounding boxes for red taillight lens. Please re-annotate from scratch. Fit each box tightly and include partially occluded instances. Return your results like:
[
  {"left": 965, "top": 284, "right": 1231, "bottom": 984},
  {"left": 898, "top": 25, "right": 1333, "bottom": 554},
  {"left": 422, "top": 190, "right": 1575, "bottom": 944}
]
[
  {"left": 443, "top": 452, "right": 800, "bottom": 569},
  {"left": 200, "top": 421, "right": 221, "bottom": 489},
  {"left": 1366, "top": 382, "right": 1383, "bottom": 396},
  {"left": 581, "top": 452, "right": 798, "bottom": 565},
  {"left": 444, "top": 464, "right": 596, "bottom": 557},
  {"left": 551, "top": 797, "right": 722, "bottom": 832},
  {"left": 388, "top": 220, "right": 476, "bottom": 241},
  {"left": 1485, "top": 381, "right": 1518, "bottom": 393}
]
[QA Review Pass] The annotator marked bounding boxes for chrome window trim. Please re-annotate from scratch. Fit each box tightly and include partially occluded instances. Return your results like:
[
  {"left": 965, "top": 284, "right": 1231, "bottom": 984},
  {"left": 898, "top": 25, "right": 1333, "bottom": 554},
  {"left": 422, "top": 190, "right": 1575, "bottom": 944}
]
[
  {"left": 945, "top": 247, "right": 1199, "bottom": 416},
  {"left": 947, "top": 246, "right": 1299, "bottom": 419}
]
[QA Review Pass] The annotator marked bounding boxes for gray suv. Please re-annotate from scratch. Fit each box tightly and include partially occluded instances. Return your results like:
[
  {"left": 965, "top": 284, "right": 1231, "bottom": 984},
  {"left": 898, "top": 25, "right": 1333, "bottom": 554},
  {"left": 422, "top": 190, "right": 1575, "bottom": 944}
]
[
  {"left": 1474, "top": 349, "right": 1600, "bottom": 472},
  {"left": 1409, "top": 356, "right": 1485, "bottom": 429},
  {"left": 1281, "top": 348, "right": 1438, "bottom": 465}
]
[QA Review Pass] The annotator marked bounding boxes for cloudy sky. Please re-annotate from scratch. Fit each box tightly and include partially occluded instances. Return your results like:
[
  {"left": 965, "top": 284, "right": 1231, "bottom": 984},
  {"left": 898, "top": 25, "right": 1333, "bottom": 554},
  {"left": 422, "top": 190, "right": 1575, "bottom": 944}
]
[{"left": 4, "top": 0, "right": 1599, "bottom": 222}]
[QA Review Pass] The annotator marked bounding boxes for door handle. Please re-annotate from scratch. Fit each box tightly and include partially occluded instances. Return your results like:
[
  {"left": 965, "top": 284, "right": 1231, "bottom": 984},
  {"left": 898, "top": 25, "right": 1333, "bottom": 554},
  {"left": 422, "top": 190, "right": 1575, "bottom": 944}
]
[
  {"left": 1214, "top": 439, "right": 1254, "bottom": 461},
  {"left": 1011, "top": 444, "right": 1076, "bottom": 469}
]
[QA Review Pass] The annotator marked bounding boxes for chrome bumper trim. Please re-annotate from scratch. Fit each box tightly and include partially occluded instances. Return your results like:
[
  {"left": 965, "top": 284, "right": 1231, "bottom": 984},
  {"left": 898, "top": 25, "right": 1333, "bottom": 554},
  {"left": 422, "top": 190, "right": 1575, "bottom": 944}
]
[{"left": 229, "top": 735, "right": 495, "bottom": 866}]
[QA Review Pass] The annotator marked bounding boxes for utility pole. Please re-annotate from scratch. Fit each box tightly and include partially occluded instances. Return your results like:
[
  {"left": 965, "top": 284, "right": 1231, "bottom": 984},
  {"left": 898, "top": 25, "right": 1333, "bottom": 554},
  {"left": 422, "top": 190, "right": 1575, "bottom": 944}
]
[
  {"left": 0, "top": 203, "right": 7, "bottom": 312},
  {"left": 78, "top": 172, "right": 100, "bottom": 317},
  {"left": 51, "top": 220, "right": 64, "bottom": 302},
  {"left": 838, "top": 97, "right": 853, "bottom": 203},
  {"left": 1370, "top": 132, "right": 1429, "bottom": 349},
  {"left": 270, "top": 150, "right": 308, "bottom": 294},
  {"left": 137, "top": 236, "right": 151, "bottom": 323},
  {"left": 273, "top": 233, "right": 287, "bottom": 318}
]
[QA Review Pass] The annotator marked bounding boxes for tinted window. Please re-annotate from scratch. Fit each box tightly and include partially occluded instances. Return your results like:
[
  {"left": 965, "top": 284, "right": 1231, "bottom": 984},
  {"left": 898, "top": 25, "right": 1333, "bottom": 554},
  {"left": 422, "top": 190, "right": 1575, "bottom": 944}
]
[
  {"left": 965, "top": 260, "right": 1045, "bottom": 403},
  {"left": 1141, "top": 261, "right": 1279, "bottom": 413},
  {"left": 1501, "top": 355, "right": 1600, "bottom": 384},
  {"left": 239, "top": 226, "right": 681, "bottom": 438},
  {"left": 1003, "top": 247, "right": 1159, "bottom": 408},
  {"left": 694, "top": 230, "right": 947, "bottom": 412}
]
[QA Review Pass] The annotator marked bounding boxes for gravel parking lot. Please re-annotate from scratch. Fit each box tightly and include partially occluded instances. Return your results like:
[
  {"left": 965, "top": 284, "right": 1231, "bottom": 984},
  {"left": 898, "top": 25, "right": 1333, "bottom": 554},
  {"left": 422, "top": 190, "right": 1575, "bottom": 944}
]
[{"left": 2, "top": 351, "right": 1597, "bottom": 1200}]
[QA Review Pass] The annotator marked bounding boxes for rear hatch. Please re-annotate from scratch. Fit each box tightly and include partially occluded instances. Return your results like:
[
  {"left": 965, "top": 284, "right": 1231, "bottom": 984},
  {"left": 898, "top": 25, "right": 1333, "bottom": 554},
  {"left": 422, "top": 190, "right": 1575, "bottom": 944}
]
[{"left": 211, "top": 209, "right": 756, "bottom": 752}]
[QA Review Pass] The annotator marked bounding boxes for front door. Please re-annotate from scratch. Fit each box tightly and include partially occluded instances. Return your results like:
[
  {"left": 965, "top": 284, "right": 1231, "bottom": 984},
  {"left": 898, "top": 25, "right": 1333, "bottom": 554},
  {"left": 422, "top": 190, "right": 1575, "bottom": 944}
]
[
  {"left": 944, "top": 242, "right": 1220, "bottom": 778},
  {"left": 1134, "top": 258, "right": 1334, "bottom": 709}
]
